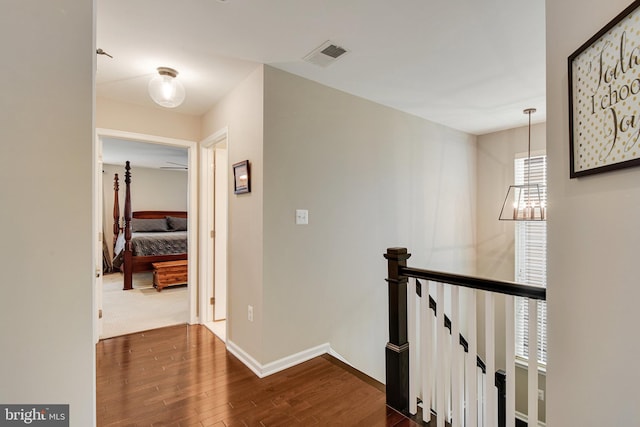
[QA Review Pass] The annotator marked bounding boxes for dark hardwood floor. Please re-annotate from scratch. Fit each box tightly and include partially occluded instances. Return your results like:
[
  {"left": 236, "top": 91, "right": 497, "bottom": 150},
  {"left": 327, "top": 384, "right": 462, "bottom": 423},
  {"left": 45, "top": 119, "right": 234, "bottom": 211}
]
[{"left": 96, "top": 324, "right": 421, "bottom": 426}]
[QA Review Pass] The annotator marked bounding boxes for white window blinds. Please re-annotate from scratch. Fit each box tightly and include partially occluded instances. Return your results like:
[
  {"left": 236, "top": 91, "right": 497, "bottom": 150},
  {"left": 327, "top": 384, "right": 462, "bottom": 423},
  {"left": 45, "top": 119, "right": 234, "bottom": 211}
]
[{"left": 514, "top": 154, "right": 547, "bottom": 365}]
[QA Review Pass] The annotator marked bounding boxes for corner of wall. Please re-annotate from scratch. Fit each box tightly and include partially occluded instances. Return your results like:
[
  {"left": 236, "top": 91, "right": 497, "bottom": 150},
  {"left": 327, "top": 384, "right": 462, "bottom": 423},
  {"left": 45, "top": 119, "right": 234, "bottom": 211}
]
[
  {"left": 227, "top": 340, "right": 330, "bottom": 378},
  {"left": 201, "top": 62, "right": 266, "bottom": 365}
]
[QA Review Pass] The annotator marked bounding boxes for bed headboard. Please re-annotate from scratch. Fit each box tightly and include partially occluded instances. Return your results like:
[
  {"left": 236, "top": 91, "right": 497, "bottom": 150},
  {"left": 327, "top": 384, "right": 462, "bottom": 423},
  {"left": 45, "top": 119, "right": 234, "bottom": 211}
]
[
  {"left": 114, "top": 162, "right": 190, "bottom": 291},
  {"left": 132, "top": 211, "right": 187, "bottom": 219}
]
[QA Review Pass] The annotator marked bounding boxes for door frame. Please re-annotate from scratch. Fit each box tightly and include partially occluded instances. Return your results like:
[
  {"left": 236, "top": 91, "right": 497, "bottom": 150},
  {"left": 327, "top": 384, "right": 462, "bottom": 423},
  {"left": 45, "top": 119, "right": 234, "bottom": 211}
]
[
  {"left": 94, "top": 134, "right": 104, "bottom": 343},
  {"left": 94, "top": 128, "right": 199, "bottom": 340},
  {"left": 199, "top": 127, "right": 229, "bottom": 333}
]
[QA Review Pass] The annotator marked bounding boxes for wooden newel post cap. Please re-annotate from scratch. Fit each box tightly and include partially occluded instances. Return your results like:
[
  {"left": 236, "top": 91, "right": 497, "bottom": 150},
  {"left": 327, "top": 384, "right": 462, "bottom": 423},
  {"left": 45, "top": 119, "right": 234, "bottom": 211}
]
[{"left": 384, "top": 247, "right": 411, "bottom": 261}]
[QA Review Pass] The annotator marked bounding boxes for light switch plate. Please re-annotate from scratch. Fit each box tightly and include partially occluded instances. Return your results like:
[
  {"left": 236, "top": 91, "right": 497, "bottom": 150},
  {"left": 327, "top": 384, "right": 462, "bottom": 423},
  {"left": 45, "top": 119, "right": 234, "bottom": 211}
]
[{"left": 296, "top": 209, "right": 309, "bottom": 225}]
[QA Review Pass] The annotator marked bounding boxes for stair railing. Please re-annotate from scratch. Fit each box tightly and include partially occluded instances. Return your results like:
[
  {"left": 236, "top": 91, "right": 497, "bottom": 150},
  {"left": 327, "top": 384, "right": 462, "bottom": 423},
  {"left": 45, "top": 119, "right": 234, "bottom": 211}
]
[{"left": 385, "top": 247, "right": 546, "bottom": 427}]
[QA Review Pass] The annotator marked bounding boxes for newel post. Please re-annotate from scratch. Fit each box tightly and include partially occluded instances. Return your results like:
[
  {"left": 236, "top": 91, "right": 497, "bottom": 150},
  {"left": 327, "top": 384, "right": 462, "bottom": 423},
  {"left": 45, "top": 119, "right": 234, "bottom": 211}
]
[{"left": 384, "top": 247, "right": 411, "bottom": 414}]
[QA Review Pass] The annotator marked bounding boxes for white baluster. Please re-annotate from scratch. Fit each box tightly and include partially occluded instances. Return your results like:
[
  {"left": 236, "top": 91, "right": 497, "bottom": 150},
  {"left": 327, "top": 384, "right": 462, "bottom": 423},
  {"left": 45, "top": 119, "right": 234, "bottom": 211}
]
[
  {"left": 421, "top": 281, "right": 432, "bottom": 423},
  {"left": 436, "top": 283, "right": 445, "bottom": 427},
  {"left": 408, "top": 278, "right": 417, "bottom": 415},
  {"left": 477, "top": 367, "right": 484, "bottom": 427},
  {"left": 460, "top": 344, "right": 465, "bottom": 426},
  {"left": 466, "top": 289, "right": 478, "bottom": 427},
  {"left": 484, "top": 292, "right": 496, "bottom": 427},
  {"left": 528, "top": 299, "right": 539, "bottom": 427},
  {"left": 430, "top": 281, "right": 437, "bottom": 417},
  {"left": 505, "top": 295, "right": 516, "bottom": 427},
  {"left": 451, "top": 286, "right": 461, "bottom": 427},
  {"left": 459, "top": 341, "right": 465, "bottom": 427},
  {"left": 444, "top": 308, "right": 451, "bottom": 423}
]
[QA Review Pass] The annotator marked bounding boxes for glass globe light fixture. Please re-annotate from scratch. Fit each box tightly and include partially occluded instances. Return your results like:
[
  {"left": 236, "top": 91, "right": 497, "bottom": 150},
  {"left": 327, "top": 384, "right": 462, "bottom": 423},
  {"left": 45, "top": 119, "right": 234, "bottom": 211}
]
[{"left": 148, "top": 67, "right": 185, "bottom": 108}]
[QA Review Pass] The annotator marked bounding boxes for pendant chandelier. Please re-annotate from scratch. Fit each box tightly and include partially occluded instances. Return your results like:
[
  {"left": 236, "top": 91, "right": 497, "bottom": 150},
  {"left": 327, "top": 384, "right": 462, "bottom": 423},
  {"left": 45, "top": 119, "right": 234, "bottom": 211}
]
[{"left": 498, "top": 108, "right": 546, "bottom": 221}]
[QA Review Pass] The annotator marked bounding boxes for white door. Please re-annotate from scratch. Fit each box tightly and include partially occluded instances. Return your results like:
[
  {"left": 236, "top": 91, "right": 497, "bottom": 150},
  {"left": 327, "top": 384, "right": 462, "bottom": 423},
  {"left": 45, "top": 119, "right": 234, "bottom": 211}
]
[{"left": 214, "top": 147, "right": 228, "bottom": 321}]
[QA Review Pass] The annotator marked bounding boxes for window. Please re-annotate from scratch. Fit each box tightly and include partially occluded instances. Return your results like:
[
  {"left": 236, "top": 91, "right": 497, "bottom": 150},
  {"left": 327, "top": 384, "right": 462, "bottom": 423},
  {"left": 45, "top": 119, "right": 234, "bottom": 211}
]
[{"left": 514, "top": 154, "right": 547, "bottom": 365}]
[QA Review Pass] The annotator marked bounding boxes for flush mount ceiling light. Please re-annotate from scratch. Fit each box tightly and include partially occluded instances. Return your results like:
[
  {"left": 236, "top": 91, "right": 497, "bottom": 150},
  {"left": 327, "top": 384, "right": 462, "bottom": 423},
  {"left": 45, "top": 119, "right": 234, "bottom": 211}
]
[
  {"left": 498, "top": 108, "right": 546, "bottom": 221},
  {"left": 148, "top": 67, "right": 185, "bottom": 108}
]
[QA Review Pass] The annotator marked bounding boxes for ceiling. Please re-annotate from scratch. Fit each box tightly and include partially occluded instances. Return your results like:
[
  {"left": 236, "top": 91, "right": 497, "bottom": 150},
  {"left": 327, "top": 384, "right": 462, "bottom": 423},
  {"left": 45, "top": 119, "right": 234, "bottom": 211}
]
[
  {"left": 96, "top": 0, "right": 546, "bottom": 137},
  {"left": 102, "top": 137, "right": 188, "bottom": 170}
]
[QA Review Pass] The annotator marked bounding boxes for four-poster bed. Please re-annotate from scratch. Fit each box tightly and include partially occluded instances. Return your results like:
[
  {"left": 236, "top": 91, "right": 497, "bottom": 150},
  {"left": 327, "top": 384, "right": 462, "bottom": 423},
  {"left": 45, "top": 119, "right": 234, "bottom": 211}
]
[{"left": 112, "top": 161, "right": 188, "bottom": 290}]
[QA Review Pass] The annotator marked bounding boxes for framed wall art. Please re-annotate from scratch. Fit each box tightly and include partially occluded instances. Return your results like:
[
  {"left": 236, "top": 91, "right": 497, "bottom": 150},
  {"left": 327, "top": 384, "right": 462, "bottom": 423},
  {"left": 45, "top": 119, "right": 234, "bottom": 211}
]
[
  {"left": 233, "top": 160, "right": 251, "bottom": 194},
  {"left": 568, "top": 0, "right": 640, "bottom": 178}
]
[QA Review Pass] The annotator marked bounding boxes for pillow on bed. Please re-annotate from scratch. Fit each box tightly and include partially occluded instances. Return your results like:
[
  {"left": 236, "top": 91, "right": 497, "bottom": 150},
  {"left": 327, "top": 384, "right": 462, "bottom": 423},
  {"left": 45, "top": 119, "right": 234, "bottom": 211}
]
[
  {"left": 167, "top": 216, "right": 187, "bottom": 231},
  {"left": 131, "top": 218, "right": 169, "bottom": 232}
]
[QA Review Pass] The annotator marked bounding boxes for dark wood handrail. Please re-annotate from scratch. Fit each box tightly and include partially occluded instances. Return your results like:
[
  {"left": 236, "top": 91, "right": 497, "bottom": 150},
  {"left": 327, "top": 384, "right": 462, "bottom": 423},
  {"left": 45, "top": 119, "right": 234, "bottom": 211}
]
[
  {"left": 400, "top": 266, "right": 546, "bottom": 300},
  {"left": 384, "top": 247, "right": 545, "bottom": 417}
]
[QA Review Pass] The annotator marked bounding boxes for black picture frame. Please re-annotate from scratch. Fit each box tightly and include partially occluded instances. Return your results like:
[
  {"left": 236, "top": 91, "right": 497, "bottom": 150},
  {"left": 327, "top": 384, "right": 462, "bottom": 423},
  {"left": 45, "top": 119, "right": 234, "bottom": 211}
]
[
  {"left": 233, "top": 160, "right": 251, "bottom": 194},
  {"left": 568, "top": 0, "right": 640, "bottom": 178}
]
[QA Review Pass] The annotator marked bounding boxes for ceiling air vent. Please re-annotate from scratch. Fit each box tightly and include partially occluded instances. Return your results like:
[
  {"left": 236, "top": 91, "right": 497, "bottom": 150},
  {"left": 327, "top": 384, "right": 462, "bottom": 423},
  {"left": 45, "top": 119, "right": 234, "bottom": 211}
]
[{"left": 303, "top": 41, "right": 349, "bottom": 67}]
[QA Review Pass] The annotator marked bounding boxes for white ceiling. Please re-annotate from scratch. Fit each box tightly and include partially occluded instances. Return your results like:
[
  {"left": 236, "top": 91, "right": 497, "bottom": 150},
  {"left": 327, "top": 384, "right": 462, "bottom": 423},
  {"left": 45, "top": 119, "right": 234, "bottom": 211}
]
[
  {"left": 96, "top": 0, "right": 546, "bottom": 137},
  {"left": 102, "top": 137, "right": 188, "bottom": 170}
]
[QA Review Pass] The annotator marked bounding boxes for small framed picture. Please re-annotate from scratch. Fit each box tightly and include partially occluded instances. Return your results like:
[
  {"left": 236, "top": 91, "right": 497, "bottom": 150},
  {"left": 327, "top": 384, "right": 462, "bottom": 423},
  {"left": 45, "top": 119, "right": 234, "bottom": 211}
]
[{"left": 233, "top": 160, "right": 251, "bottom": 194}]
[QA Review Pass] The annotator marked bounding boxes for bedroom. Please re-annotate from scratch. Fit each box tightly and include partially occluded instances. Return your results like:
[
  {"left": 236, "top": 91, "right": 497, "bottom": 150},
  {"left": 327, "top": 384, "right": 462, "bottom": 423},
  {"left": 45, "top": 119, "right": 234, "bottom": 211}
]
[{"left": 100, "top": 137, "right": 189, "bottom": 338}]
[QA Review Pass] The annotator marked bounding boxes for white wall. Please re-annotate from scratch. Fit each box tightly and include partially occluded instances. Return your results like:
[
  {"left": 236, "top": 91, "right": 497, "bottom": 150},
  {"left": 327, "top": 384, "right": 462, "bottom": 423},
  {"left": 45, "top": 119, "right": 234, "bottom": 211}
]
[
  {"left": 97, "top": 97, "right": 201, "bottom": 142},
  {"left": 0, "top": 1, "right": 95, "bottom": 425},
  {"left": 201, "top": 65, "right": 476, "bottom": 382},
  {"left": 476, "top": 122, "right": 546, "bottom": 365},
  {"left": 201, "top": 65, "right": 265, "bottom": 361},
  {"left": 477, "top": 123, "right": 547, "bottom": 421},
  {"left": 102, "top": 164, "right": 188, "bottom": 258},
  {"left": 477, "top": 123, "right": 546, "bottom": 282},
  {"left": 261, "top": 66, "right": 477, "bottom": 382},
  {"left": 547, "top": 0, "right": 640, "bottom": 425}
]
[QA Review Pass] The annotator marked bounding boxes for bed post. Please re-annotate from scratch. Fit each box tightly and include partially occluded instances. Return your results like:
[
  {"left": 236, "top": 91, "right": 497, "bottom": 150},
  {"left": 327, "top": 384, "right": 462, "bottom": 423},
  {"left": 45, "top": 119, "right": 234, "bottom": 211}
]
[
  {"left": 112, "top": 173, "right": 120, "bottom": 254},
  {"left": 123, "top": 162, "right": 133, "bottom": 290}
]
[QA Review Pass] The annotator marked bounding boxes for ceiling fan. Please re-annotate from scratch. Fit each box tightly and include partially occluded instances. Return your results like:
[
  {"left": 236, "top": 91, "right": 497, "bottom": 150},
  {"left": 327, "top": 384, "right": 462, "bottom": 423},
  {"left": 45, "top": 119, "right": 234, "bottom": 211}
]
[{"left": 161, "top": 161, "right": 188, "bottom": 170}]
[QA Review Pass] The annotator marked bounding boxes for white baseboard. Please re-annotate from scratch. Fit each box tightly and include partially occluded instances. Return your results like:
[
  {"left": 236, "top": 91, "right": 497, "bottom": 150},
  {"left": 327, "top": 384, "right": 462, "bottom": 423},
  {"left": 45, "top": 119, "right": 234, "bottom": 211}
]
[
  {"left": 203, "top": 321, "right": 226, "bottom": 342},
  {"left": 226, "top": 340, "right": 331, "bottom": 378},
  {"left": 516, "top": 410, "right": 546, "bottom": 427},
  {"left": 327, "top": 347, "right": 351, "bottom": 366},
  {"left": 226, "top": 340, "right": 264, "bottom": 377}
]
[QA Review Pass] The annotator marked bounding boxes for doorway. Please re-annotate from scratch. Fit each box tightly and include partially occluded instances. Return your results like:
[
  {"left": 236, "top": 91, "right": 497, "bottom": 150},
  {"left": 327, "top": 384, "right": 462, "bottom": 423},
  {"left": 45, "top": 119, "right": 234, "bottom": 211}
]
[
  {"left": 94, "top": 128, "right": 198, "bottom": 341},
  {"left": 199, "top": 128, "right": 229, "bottom": 341}
]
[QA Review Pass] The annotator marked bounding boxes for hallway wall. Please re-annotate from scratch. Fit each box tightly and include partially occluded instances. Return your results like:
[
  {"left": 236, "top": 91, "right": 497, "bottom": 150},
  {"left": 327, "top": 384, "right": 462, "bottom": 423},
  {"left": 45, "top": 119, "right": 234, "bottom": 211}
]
[
  {"left": 0, "top": 2, "right": 96, "bottom": 424},
  {"left": 546, "top": 0, "right": 640, "bottom": 424}
]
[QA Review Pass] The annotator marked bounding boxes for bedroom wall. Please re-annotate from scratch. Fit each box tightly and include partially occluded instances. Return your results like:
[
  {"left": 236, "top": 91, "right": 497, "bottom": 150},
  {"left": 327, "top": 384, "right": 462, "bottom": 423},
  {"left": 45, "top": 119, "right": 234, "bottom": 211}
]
[
  {"left": 546, "top": 0, "right": 640, "bottom": 424},
  {"left": 201, "top": 65, "right": 265, "bottom": 361},
  {"left": 0, "top": 1, "right": 95, "bottom": 425},
  {"left": 102, "top": 164, "right": 188, "bottom": 259},
  {"left": 261, "top": 66, "right": 477, "bottom": 382}
]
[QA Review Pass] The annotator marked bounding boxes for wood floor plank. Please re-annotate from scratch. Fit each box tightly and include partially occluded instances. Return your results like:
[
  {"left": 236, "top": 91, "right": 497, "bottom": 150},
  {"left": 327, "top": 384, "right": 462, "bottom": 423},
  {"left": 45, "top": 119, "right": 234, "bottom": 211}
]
[{"left": 97, "top": 325, "right": 421, "bottom": 426}]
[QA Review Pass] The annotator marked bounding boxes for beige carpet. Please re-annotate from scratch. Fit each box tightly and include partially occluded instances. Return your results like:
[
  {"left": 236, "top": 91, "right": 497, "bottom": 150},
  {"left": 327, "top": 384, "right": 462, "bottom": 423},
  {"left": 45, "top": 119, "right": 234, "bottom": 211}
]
[{"left": 101, "top": 272, "right": 189, "bottom": 339}]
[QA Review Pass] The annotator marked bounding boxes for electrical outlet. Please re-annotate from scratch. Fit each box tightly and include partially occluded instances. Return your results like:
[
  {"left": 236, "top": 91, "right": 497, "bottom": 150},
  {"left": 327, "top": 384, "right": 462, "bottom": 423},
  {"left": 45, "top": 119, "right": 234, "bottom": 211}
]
[
  {"left": 248, "top": 305, "right": 254, "bottom": 322},
  {"left": 538, "top": 389, "right": 544, "bottom": 401}
]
